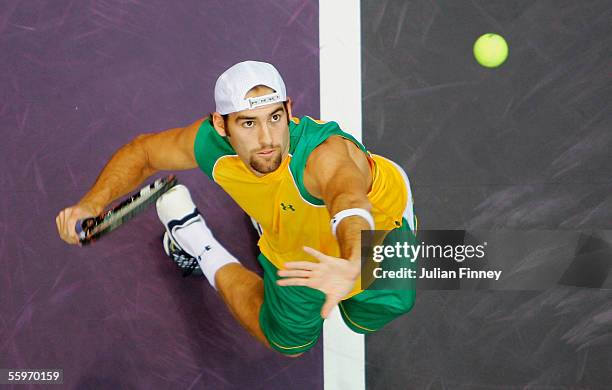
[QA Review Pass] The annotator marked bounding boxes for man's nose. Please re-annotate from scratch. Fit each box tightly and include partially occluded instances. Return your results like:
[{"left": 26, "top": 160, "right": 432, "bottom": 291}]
[{"left": 258, "top": 122, "right": 273, "bottom": 145}]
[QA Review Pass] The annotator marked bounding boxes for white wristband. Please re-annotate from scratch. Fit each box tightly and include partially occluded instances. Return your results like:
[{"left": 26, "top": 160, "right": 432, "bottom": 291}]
[{"left": 331, "top": 208, "right": 375, "bottom": 237}]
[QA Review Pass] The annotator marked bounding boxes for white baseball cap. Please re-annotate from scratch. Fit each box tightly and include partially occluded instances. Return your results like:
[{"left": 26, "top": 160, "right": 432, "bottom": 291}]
[{"left": 214, "top": 61, "right": 287, "bottom": 115}]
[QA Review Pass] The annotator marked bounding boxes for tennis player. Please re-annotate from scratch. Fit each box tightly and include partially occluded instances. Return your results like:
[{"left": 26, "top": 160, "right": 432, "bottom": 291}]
[{"left": 56, "top": 61, "right": 416, "bottom": 356}]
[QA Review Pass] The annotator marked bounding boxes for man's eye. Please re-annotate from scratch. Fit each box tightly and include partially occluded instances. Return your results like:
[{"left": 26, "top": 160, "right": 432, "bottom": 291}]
[
  {"left": 243, "top": 121, "right": 255, "bottom": 128},
  {"left": 271, "top": 114, "right": 281, "bottom": 122}
]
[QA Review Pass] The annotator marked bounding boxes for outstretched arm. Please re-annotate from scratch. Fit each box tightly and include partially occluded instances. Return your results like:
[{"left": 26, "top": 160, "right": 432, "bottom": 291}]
[
  {"left": 56, "top": 117, "right": 204, "bottom": 244},
  {"left": 277, "top": 135, "right": 373, "bottom": 318},
  {"left": 80, "top": 118, "right": 203, "bottom": 211},
  {"left": 304, "top": 135, "right": 372, "bottom": 260}
]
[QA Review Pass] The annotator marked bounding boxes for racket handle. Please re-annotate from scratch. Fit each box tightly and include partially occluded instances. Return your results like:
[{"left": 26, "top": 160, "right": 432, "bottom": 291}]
[{"left": 75, "top": 219, "right": 87, "bottom": 241}]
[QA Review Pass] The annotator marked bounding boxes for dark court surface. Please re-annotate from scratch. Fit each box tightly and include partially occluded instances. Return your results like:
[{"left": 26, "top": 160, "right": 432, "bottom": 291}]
[
  {"left": 362, "top": 0, "right": 612, "bottom": 389},
  {"left": 1, "top": 1, "right": 322, "bottom": 389}
]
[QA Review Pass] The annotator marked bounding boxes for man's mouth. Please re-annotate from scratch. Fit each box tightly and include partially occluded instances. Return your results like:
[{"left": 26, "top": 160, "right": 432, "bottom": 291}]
[{"left": 257, "top": 148, "right": 276, "bottom": 156}]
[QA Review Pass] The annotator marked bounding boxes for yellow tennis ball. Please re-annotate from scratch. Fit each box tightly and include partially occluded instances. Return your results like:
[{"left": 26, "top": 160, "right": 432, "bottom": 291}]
[{"left": 473, "top": 33, "right": 508, "bottom": 68}]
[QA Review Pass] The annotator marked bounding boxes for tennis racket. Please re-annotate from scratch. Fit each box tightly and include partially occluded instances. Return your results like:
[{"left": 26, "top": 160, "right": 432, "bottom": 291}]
[{"left": 76, "top": 175, "right": 178, "bottom": 245}]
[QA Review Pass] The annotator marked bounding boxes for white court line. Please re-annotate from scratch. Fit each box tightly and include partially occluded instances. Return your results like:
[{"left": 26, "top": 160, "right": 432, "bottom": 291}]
[{"left": 319, "top": 1, "right": 365, "bottom": 390}]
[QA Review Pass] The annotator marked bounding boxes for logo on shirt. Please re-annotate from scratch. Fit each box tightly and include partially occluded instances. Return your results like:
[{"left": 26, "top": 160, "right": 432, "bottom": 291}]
[{"left": 280, "top": 203, "right": 295, "bottom": 212}]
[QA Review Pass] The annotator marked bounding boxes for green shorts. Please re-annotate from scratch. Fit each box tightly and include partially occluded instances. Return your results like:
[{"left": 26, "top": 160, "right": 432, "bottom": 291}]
[{"left": 258, "top": 218, "right": 416, "bottom": 355}]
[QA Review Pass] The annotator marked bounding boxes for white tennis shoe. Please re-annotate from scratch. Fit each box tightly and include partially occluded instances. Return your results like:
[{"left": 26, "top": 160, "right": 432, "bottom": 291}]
[{"left": 156, "top": 184, "right": 207, "bottom": 276}]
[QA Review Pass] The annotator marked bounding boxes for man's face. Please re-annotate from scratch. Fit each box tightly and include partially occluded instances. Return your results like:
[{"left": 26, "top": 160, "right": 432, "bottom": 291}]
[{"left": 214, "top": 86, "right": 292, "bottom": 176}]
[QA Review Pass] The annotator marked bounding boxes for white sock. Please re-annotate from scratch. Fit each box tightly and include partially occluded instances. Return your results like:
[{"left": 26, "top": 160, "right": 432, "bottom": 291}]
[{"left": 172, "top": 219, "right": 239, "bottom": 290}]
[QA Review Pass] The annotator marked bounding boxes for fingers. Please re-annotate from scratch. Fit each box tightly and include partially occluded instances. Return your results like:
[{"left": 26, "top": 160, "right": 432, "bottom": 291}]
[
  {"left": 56, "top": 207, "right": 81, "bottom": 245},
  {"left": 276, "top": 278, "right": 313, "bottom": 287},
  {"left": 62, "top": 210, "right": 73, "bottom": 243},
  {"left": 277, "top": 262, "right": 316, "bottom": 286},
  {"left": 64, "top": 209, "right": 75, "bottom": 243},
  {"left": 283, "top": 261, "right": 316, "bottom": 270},
  {"left": 303, "top": 246, "right": 338, "bottom": 263},
  {"left": 302, "top": 246, "right": 326, "bottom": 260},
  {"left": 57, "top": 209, "right": 67, "bottom": 241},
  {"left": 277, "top": 269, "right": 311, "bottom": 278}
]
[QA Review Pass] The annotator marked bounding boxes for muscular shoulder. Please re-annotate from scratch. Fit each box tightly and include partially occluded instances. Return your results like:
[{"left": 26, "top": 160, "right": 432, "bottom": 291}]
[{"left": 304, "top": 135, "right": 372, "bottom": 198}]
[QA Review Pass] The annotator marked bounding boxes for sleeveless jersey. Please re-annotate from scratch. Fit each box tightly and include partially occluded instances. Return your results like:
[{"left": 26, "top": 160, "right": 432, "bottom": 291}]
[{"left": 193, "top": 116, "right": 408, "bottom": 298}]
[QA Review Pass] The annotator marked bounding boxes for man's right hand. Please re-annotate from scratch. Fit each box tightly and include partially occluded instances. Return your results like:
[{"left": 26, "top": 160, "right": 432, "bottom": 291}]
[{"left": 56, "top": 203, "right": 100, "bottom": 245}]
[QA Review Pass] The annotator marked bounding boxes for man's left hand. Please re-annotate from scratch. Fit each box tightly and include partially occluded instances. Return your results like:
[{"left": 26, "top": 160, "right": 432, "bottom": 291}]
[{"left": 277, "top": 246, "right": 360, "bottom": 319}]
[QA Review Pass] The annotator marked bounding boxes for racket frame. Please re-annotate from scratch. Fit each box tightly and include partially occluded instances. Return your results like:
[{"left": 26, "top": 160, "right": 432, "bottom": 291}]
[{"left": 76, "top": 175, "right": 177, "bottom": 245}]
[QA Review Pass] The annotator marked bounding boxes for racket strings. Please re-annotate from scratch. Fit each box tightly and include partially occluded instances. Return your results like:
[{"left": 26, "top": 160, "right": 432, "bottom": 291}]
[{"left": 79, "top": 176, "right": 177, "bottom": 243}]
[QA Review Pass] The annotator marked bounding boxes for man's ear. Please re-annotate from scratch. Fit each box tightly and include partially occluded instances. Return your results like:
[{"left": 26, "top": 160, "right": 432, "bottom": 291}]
[
  {"left": 285, "top": 97, "right": 293, "bottom": 120},
  {"left": 211, "top": 112, "right": 229, "bottom": 137}
]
